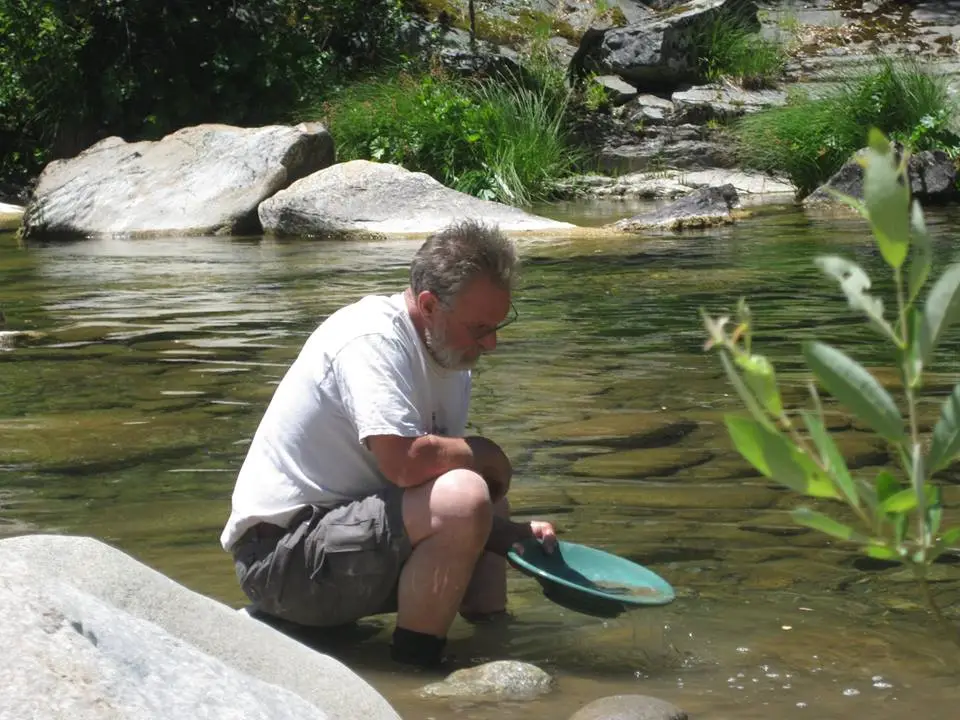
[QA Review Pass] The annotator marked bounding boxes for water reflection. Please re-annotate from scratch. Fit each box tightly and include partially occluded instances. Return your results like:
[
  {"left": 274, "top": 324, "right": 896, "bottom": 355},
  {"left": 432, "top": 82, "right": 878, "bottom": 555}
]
[{"left": 1, "top": 204, "right": 959, "bottom": 719}]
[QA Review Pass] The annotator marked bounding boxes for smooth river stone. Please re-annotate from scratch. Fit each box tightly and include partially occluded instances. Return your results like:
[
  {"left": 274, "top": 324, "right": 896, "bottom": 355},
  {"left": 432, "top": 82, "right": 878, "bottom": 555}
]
[
  {"left": 419, "top": 660, "right": 555, "bottom": 702},
  {"left": 570, "top": 446, "right": 714, "bottom": 479}
]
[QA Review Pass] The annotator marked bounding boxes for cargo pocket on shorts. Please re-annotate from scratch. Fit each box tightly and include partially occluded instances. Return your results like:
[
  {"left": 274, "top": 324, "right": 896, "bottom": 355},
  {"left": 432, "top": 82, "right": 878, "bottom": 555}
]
[{"left": 311, "top": 518, "right": 388, "bottom": 583}]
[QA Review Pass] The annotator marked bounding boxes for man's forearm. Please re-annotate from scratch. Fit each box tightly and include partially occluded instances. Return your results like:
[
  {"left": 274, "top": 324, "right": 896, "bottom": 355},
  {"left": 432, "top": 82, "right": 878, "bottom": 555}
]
[{"left": 401, "top": 434, "right": 511, "bottom": 496}]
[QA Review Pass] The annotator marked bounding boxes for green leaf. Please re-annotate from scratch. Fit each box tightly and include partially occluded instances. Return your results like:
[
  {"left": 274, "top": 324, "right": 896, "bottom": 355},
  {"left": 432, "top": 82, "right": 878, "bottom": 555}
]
[
  {"left": 735, "top": 353, "right": 783, "bottom": 416},
  {"left": 814, "top": 255, "right": 895, "bottom": 340},
  {"left": 903, "top": 306, "right": 923, "bottom": 387},
  {"left": 823, "top": 186, "right": 868, "bottom": 219},
  {"left": 803, "top": 341, "right": 905, "bottom": 444},
  {"left": 720, "top": 351, "right": 775, "bottom": 430},
  {"left": 907, "top": 199, "right": 932, "bottom": 305},
  {"left": 875, "top": 470, "right": 901, "bottom": 503},
  {"left": 800, "top": 410, "right": 858, "bottom": 507},
  {"left": 879, "top": 489, "right": 917, "bottom": 513},
  {"left": 861, "top": 136, "right": 911, "bottom": 269},
  {"left": 919, "top": 263, "right": 960, "bottom": 365},
  {"left": 724, "top": 415, "right": 838, "bottom": 498},
  {"left": 864, "top": 544, "right": 900, "bottom": 561},
  {"left": 938, "top": 527, "right": 960, "bottom": 546},
  {"left": 791, "top": 508, "right": 865, "bottom": 542},
  {"left": 928, "top": 382, "right": 960, "bottom": 473}
]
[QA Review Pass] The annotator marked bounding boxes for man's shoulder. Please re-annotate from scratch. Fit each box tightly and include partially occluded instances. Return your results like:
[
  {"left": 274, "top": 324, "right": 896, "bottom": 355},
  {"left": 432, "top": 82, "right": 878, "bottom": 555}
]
[{"left": 309, "top": 292, "right": 413, "bottom": 355}]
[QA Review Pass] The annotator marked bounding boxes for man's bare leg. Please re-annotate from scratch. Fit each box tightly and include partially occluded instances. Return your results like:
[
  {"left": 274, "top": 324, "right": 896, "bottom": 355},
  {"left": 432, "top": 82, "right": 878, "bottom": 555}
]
[
  {"left": 396, "top": 469, "right": 492, "bottom": 639},
  {"left": 460, "top": 496, "right": 510, "bottom": 619}
]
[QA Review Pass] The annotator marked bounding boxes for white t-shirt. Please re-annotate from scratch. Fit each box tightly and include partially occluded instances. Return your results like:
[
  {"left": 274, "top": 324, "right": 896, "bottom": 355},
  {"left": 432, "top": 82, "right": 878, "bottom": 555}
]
[{"left": 220, "top": 291, "right": 471, "bottom": 550}]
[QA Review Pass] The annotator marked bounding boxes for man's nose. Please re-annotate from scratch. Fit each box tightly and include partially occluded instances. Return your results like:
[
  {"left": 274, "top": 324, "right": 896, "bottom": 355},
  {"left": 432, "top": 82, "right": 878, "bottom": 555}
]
[{"left": 478, "top": 331, "right": 497, "bottom": 352}]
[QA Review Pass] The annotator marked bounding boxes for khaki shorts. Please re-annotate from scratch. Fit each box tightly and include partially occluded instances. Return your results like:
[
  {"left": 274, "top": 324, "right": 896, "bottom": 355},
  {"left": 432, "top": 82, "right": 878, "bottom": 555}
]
[{"left": 231, "top": 488, "right": 411, "bottom": 627}]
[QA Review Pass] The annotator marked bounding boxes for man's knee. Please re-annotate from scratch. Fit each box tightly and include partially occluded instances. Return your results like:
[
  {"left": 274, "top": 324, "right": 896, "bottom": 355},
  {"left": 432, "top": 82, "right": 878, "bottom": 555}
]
[{"left": 404, "top": 469, "right": 493, "bottom": 547}]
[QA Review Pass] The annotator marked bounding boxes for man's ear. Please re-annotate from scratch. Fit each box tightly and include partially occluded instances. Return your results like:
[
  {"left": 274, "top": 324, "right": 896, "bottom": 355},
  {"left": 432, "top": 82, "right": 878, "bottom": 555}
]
[{"left": 418, "top": 290, "right": 439, "bottom": 319}]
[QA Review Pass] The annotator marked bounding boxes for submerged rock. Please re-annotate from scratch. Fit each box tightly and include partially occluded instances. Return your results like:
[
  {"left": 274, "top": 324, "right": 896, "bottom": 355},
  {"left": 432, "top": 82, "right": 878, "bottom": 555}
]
[
  {"left": 22, "top": 123, "right": 334, "bottom": 239},
  {"left": 419, "top": 660, "right": 555, "bottom": 702},
  {"left": 0, "top": 534, "right": 401, "bottom": 720},
  {"left": 568, "top": 694, "right": 688, "bottom": 720},
  {"left": 612, "top": 184, "right": 744, "bottom": 231},
  {"left": 258, "top": 160, "right": 576, "bottom": 237}
]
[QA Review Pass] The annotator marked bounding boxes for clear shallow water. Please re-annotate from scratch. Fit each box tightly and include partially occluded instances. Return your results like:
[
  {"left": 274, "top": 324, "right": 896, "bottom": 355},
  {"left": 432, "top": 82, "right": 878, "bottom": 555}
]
[{"left": 2, "top": 202, "right": 960, "bottom": 719}]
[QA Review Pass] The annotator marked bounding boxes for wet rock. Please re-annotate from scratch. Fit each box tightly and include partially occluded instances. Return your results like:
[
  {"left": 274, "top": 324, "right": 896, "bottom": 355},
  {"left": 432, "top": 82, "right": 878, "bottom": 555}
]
[
  {"left": 572, "top": 0, "right": 760, "bottom": 92},
  {"left": 0, "top": 201, "right": 24, "bottom": 231},
  {"left": 0, "top": 330, "right": 46, "bottom": 349},
  {"left": 805, "top": 148, "right": 959, "bottom": 205},
  {"left": 557, "top": 167, "right": 793, "bottom": 200},
  {"left": 0, "top": 534, "right": 401, "bottom": 720},
  {"left": 419, "top": 660, "right": 555, "bottom": 702},
  {"left": 612, "top": 184, "right": 743, "bottom": 231},
  {"left": 568, "top": 694, "right": 688, "bottom": 720},
  {"left": 258, "top": 160, "right": 575, "bottom": 237},
  {"left": 23, "top": 123, "right": 334, "bottom": 239},
  {"left": 671, "top": 83, "right": 787, "bottom": 123}
]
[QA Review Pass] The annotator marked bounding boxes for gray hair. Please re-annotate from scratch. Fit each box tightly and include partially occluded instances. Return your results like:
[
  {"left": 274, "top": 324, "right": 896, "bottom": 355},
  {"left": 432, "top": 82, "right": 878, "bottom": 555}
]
[{"left": 409, "top": 219, "right": 518, "bottom": 307}]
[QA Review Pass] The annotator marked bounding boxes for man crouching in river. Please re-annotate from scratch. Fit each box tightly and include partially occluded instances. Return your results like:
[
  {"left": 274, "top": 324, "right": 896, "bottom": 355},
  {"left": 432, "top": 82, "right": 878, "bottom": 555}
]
[{"left": 220, "top": 219, "right": 557, "bottom": 668}]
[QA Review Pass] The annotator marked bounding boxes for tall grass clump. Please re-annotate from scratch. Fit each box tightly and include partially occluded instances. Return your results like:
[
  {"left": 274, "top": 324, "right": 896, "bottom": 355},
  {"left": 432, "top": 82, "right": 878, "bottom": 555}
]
[
  {"left": 737, "top": 59, "right": 960, "bottom": 197},
  {"left": 694, "top": 13, "right": 787, "bottom": 89},
  {"left": 319, "top": 58, "right": 580, "bottom": 206}
]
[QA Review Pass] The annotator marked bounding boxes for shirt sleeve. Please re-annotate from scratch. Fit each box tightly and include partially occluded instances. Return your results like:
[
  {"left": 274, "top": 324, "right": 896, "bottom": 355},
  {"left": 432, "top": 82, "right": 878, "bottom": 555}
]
[{"left": 332, "top": 333, "right": 425, "bottom": 443}]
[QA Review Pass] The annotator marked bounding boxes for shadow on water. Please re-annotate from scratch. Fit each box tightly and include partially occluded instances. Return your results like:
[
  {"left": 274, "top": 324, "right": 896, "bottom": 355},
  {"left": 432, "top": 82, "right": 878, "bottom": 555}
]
[{"left": 2, "top": 203, "right": 960, "bottom": 718}]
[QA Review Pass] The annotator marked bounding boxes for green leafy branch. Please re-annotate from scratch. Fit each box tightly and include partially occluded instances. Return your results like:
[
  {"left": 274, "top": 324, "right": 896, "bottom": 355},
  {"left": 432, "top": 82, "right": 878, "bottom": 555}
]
[{"left": 702, "top": 130, "right": 960, "bottom": 644}]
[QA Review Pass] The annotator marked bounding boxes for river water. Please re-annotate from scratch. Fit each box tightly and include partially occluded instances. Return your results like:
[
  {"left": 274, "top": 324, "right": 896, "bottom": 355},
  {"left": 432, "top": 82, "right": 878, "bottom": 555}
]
[{"left": 2, "top": 201, "right": 959, "bottom": 719}]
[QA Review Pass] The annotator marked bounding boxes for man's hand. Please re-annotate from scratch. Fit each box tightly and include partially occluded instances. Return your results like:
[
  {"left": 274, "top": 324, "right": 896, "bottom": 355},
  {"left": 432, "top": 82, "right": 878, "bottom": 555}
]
[
  {"left": 513, "top": 520, "right": 557, "bottom": 555},
  {"left": 486, "top": 516, "right": 557, "bottom": 556}
]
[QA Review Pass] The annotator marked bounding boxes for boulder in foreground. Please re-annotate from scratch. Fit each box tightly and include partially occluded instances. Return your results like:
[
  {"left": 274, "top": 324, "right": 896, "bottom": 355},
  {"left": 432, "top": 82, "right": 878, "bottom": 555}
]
[{"left": 0, "top": 534, "right": 400, "bottom": 720}]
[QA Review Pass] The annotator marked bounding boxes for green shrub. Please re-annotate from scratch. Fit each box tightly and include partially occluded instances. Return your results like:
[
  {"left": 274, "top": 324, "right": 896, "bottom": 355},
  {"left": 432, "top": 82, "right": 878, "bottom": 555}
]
[
  {"left": 0, "top": 0, "right": 406, "bottom": 186},
  {"left": 737, "top": 59, "right": 960, "bottom": 197},
  {"left": 694, "top": 13, "right": 786, "bottom": 89},
  {"left": 703, "top": 131, "right": 960, "bottom": 645},
  {"left": 320, "top": 64, "right": 580, "bottom": 206}
]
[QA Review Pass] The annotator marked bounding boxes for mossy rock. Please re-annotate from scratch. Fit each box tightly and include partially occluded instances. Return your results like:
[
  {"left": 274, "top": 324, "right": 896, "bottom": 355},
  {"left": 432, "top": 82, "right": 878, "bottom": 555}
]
[{"left": 570, "top": 446, "right": 715, "bottom": 479}]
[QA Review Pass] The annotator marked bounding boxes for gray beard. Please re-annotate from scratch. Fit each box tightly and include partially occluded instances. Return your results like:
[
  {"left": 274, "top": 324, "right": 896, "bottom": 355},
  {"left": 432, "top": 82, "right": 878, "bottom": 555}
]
[{"left": 424, "top": 322, "right": 475, "bottom": 371}]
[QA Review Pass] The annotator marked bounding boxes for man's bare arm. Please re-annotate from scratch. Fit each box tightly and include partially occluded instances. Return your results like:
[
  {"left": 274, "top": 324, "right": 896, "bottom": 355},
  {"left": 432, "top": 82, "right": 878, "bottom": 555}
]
[{"left": 366, "top": 434, "right": 512, "bottom": 500}]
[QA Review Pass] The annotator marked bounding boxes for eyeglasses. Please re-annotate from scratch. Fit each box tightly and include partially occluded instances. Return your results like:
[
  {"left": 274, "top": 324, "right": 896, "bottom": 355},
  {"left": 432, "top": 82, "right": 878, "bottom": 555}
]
[{"left": 469, "top": 302, "right": 519, "bottom": 340}]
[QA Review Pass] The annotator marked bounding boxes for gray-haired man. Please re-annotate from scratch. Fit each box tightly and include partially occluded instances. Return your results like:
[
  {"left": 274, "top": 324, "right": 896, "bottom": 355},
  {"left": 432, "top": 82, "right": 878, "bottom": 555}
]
[{"left": 221, "top": 219, "right": 557, "bottom": 668}]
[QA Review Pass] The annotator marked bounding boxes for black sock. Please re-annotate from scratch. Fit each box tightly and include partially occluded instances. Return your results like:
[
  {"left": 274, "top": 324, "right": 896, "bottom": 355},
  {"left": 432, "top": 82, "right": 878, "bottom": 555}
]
[{"left": 390, "top": 626, "right": 447, "bottom": 668}]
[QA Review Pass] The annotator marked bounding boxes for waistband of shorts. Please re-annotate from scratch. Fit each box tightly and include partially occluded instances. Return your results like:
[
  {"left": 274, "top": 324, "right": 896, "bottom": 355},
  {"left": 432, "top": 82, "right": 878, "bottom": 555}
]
[{"left": 232, "top": 506, "right": 317, "bottom": 552}]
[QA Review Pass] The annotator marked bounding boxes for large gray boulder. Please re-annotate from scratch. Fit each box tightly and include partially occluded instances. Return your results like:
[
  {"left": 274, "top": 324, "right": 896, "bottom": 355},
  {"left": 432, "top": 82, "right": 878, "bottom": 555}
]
[
  {"left": 258, "top": 160, "right": 576, "bottom": 237},
  {"left": 0, "top": 534, "right": 401, "bottom": 720},
  {"left": 572, "top": 0, "right": 760, "bottom": 91},
  {"left": 568, "top": 694, "right": 688, "bottom": 720},
  {"left": 22, "top": 123, "right": 334, "bottom": 239},
  {"left": 612, "top": 183, "right": 743, "bottom": 231}
]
